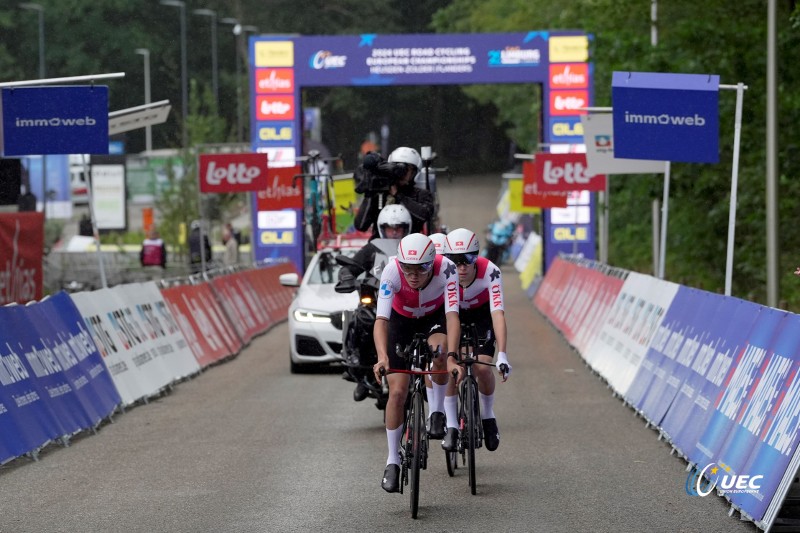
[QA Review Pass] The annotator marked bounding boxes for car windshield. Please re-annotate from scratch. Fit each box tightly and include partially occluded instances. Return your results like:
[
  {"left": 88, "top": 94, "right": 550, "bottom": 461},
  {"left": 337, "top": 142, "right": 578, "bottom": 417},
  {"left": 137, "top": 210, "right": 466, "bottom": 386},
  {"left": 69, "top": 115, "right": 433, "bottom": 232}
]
[{"left": 306, "top": 249, "right": 356, "bottom": 285}]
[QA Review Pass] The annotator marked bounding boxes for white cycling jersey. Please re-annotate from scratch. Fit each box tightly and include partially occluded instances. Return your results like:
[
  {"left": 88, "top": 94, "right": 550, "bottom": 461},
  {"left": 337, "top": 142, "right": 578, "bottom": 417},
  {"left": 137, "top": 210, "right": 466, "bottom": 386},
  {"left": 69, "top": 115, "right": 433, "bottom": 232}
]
[
  {"left": 376, "top": 255, "right": 460, "bottom": 319},
  {"left": 459, "top": 256, "right": 505, "bottom": 312}
]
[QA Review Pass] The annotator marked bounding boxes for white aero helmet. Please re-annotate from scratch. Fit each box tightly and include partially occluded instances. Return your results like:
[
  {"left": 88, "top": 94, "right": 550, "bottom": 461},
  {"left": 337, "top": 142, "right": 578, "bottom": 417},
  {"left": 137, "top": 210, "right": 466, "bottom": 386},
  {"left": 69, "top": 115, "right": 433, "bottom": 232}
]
[
  {"left": 387, "top": 146, "right": 422, "bottom": 170},
  {"left": 428, "top": 233, "right": 447, "bottom": 255},
  {"left": 377, "top": 204, "right": 412, "bottom": 238},
  {"left": 445, "top": 228, "right": 480, "bottom": 254},
  {"left": 397, "top": 233, "right": 436, "bottom": 265}
]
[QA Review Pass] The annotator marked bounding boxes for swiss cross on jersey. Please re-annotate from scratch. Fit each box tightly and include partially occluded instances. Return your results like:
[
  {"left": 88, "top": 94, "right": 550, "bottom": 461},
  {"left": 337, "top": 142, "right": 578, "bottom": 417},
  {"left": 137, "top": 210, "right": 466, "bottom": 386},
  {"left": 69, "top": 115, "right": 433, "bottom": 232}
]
[{"left": 198, "top": 153, "right": 270, "bottom": 193}]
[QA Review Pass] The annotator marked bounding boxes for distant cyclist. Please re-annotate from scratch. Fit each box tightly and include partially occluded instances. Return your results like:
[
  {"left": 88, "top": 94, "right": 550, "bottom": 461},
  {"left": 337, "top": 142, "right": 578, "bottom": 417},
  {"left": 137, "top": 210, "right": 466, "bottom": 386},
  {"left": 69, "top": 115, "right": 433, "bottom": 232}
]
[
  {"left": 441, "top": 227, "right": 512, "bottom": 453},
  {"left": 428, "top": 232, "right": 447, "bottom": 255},
  {"left": 372, "top": 233, "right": 462, "bottom": 493}
]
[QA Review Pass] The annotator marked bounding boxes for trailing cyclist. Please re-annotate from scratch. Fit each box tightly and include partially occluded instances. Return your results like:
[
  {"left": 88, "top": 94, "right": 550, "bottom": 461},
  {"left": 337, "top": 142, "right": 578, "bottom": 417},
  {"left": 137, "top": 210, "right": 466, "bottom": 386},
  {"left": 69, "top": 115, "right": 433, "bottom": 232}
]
[
  {"left": 372, "top": 233, "right": 463, "bottom": 493},
  {"left": 354, "top": 147, "right": 435, "bottom": 239},
  {"left": 441, "top": 227, "right": 512, "bottom": 453}
]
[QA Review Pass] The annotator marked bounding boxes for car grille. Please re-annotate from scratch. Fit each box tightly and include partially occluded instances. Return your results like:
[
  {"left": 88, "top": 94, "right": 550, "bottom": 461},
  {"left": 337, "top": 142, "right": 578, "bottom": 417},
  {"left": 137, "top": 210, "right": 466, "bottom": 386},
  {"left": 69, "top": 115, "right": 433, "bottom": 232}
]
[
  {"left": 296, "top": 335, "right": 326, "bottom": 356},
  {"left": 330, "top": 311, "right": 344, "bottom": 331}
]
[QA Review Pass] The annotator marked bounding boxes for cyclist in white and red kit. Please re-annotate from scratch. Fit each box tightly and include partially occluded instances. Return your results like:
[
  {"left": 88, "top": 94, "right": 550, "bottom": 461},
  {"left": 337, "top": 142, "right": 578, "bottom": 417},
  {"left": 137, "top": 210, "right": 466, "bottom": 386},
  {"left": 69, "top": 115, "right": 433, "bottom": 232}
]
[
  {"left": 441, "top": 227, "right": 512, "bottom": 453},
  {"left": 372, "top": 233, "right": 462, "bottom": 493}
]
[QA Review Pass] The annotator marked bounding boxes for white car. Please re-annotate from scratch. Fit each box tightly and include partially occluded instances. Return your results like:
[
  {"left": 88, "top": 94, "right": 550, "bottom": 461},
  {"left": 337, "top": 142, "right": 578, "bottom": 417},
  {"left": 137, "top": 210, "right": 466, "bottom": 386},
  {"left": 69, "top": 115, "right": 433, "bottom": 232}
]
[{"left": 279, "top": 248, "right": 359, "bottom": 373}]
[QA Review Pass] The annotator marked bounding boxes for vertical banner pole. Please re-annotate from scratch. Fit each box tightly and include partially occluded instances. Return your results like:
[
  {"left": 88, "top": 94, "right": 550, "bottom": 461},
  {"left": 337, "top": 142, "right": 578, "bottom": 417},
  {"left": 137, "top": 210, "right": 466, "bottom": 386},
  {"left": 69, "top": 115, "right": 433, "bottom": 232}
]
[
  {"left": 652, "top": 199, "right": 660, "bottom": 276},
  {"left": 724, "top": 83, "right": 745, "bottom": 296},
  {"left": 658, "top": 161, "right": 670, "bottom": 279},
  {"left": 83, "top": 154, "right": 107, "bottom": 288},
  {"left": 196, "top": 154, "right": 208, "bottom": 279}
]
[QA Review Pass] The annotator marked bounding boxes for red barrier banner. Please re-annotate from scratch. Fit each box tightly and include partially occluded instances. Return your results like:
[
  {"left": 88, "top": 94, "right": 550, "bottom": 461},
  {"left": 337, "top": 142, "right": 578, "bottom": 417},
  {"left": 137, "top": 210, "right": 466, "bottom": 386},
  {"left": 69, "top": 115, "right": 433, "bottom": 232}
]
[
  {"left": 0, "top": 212, "right": 44, "bottom": 305},
  {"left": 161, "top": 284, "right": 240, "bottom": 367}
]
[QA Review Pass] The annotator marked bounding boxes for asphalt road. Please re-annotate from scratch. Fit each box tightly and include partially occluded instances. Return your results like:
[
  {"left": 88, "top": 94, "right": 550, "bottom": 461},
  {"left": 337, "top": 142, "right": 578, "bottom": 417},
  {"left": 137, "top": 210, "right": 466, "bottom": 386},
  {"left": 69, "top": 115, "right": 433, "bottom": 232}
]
[{"left": 0, "top": 174, "right": 758, "bottom": 532}]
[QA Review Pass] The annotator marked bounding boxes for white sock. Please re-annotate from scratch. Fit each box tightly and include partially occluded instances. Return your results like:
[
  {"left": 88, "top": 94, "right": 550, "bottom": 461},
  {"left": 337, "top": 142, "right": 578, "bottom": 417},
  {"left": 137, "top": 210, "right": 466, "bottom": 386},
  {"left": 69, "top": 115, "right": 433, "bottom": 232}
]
[
  {"left": 444, "top": 394, "right": 458, "bottom": 429},
  {"left": 431, "top": 381, "right": 446, "bottom": 414},
  {"left": 386, "top": 426, "right": 403, "bottom": 465},
  {"left": 480, "top": 392, "right": 495, "bottom": 420},
  {"left": 426, "top": 384, "right": 437, "bottom": 413}
]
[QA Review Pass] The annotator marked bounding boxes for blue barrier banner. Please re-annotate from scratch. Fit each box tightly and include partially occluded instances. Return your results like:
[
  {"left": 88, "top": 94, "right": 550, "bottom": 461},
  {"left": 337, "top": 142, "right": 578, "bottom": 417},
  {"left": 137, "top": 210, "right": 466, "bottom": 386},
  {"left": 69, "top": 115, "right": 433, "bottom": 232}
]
[
  {"left": 693, "top": 308, "right": 786, "bottom": 466},
  {"left": 0, "top": 305, "right": 61, "bottom": 460},
  {"left": 642, "top": 287, "right": 722, "bottom": 429},
  {"left": 612, "top": 71, "right": 719, "bottom": 163},
  {"left": 1, "top": 86, "right": 109, "bottom": 156},
  {"left": 626, "top": 287, "right": 720, "bottom": 425},
  {"left": 720, "top": 314, "right": 800, "bottom": 521},
  {"left": 663, "top": 298, "right": 762, "bottom": 461}
]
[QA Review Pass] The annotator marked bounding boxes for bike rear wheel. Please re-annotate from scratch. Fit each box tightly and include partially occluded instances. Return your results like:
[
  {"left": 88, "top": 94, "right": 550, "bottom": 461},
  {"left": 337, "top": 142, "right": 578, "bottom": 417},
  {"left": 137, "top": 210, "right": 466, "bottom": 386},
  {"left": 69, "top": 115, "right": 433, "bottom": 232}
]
[
  {"left": 465, "top": 378, "right": 478, "bottom": 495},
  {"left": 409, "top": 391, "right": 424, "bottom": 518}
]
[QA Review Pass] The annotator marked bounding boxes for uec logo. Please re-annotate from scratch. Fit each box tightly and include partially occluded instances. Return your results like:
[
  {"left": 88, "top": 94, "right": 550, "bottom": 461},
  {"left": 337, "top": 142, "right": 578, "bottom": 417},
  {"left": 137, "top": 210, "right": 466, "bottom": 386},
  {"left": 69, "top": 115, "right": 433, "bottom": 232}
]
[{"left": 686, "top": 463, "right": 763, "bottom": 497}]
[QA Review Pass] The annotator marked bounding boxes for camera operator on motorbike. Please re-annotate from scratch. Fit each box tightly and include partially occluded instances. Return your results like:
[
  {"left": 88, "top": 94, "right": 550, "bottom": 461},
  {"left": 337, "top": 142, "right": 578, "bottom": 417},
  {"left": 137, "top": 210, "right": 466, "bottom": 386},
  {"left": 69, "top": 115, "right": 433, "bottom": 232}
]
[
  {"left": 372, "top": 233, "right": 463, "bottom": 493},
  {"left": 334, "top": 204, "right": 412, "bottom": 404},
  {"left": 354, "top": 147, "right": 435, "bottom": 239},
  {"left": 441, "top": 228, "right": 512, "bottom": 454}
]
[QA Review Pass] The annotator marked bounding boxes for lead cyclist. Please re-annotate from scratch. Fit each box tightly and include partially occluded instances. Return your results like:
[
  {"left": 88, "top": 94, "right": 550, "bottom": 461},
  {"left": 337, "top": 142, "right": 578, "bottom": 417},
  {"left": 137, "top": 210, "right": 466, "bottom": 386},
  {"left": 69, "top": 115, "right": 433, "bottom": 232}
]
[
  {"left": 441, "top": 227, "right": 512, "bottom": 453},
  {"left": 372, "top": 233, "right": 463, "bottom": 493}
]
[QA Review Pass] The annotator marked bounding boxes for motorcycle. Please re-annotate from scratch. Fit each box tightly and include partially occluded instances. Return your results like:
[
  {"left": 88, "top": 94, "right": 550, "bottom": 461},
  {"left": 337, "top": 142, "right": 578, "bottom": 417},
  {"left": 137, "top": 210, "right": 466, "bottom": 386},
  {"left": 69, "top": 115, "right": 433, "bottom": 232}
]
[{"left": 335, "top": 238, "right": 398, "bottom": 411}]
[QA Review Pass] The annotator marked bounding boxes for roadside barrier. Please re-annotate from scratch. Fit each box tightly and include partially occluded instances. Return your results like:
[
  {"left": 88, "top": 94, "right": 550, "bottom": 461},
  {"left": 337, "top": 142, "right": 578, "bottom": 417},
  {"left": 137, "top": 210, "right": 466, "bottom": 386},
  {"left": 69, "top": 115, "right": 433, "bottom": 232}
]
[
  {"left": 0, "top": 261, "right": 295, "bottom": 466},
  {"left": 533, "top": 257, "right": 800, "bottom": 531}
]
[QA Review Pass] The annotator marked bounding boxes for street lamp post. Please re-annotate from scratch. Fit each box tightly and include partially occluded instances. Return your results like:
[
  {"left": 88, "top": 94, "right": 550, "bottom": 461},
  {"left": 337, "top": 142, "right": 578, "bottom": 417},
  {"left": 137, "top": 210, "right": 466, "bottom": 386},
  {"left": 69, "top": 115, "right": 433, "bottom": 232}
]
[
  {"left": 160, "top": 0, "right": 188, "bottom": 148},
  {"left": 134, "top": 49, "right": 152, "bottom": 152},
  {"left": 221, "top": 18, "right": 244, "bottom": 143},
  {"left": 20, "top": 2, "right": 48, "bottom": 217},
  {"left": 193, "top": 8, "right": 219, "bottom": 112}
]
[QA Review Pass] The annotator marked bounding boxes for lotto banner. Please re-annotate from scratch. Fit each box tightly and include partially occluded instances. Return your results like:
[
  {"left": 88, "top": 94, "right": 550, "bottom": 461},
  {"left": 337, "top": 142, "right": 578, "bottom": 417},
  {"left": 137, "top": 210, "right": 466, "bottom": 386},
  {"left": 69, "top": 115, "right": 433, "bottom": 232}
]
[
  {"left": 160, "top": 284, "right": 241, "bottom": 367},
  {"left": 524, "top": 154, "right": 606, "bottom": 193},
  {"left": 198, "top": 153, "right": 270, "bottom": 193},
  {"left": 0, "top": 212, "right": 44, "bottom": 305}
]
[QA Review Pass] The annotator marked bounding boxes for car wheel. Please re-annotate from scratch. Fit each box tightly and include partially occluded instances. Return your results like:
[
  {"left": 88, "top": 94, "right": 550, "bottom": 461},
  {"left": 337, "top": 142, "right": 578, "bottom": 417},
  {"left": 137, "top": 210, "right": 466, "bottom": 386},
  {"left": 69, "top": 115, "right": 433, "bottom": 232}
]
[{"left": 290, "top": 352, "right": 302, "bottom": 374}]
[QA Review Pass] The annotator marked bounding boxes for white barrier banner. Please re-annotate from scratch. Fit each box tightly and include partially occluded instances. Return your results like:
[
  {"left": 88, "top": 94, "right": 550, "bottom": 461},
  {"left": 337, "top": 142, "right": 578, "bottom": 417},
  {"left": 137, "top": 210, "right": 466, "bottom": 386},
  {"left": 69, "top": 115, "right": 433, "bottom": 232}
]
[
  {"left": 115, "top": 283, "right": 200, "bottom": 380},
  {"left": 582, "top": 272, "right": 678, "bottom": 395}
]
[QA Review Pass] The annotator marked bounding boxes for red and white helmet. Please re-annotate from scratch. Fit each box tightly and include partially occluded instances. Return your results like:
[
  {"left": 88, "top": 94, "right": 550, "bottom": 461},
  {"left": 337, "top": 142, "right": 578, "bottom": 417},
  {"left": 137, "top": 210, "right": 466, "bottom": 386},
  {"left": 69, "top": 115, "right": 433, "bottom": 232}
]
[
  {"left": 397, "top": 233, "right": 436, "bottom": 265},
  {"left": 445, "top": 228, "right": 480, "bottom": 254},
  {"left": 428, "top": 233, "right": 447, "bottom": 255}
]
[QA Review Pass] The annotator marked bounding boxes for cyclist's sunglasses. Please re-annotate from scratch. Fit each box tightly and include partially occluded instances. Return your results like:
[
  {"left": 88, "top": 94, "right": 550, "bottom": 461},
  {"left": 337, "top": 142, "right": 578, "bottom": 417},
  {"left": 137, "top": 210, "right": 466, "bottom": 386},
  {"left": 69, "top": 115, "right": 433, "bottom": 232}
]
[
  {"left": 446, "top": 253, "right": 479, "bottom": 266},
  {"left": 398, "top": 260, "right": 434, "bottom": 275}
]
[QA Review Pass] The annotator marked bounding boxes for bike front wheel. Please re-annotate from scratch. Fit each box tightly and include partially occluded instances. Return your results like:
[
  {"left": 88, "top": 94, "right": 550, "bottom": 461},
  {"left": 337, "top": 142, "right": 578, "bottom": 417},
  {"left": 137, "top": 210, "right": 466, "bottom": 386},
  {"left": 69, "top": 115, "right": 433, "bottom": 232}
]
[
  {"left": 409, "top": 391, "right": 424, "bottom": 518},
  {"left": 465, "top": 378, "right": 478, "bottom": 495}
]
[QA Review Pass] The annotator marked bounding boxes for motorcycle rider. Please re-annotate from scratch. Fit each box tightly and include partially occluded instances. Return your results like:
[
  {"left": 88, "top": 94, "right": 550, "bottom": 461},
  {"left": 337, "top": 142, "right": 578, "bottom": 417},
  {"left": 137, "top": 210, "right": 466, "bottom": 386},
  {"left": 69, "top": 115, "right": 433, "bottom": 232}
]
[
  {"left": 441, "top": 227, "right": 512, "bottom": 453},
  {"left": 372, "top": 233, "right": 462, "bottom": 493},
  {"left": 336, "top": 204, "right": 412, "bottom": 402},
  {"left": 354, "top": 147, "right": 435, "bottom": 239}
]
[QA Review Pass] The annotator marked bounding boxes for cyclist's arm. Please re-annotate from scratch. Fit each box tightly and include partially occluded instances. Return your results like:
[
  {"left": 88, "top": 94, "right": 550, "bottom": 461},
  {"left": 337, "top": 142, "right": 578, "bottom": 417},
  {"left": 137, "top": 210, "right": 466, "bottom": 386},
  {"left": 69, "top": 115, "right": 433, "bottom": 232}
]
[
  {"left": 490, "top": 309, "right": 507, "bottom": 353},
  {"left": 374, "top": 317, "right": 390, "bottom": 366},
  {"left": 445, "top": 311, "right": 461, "bottom": 354}
]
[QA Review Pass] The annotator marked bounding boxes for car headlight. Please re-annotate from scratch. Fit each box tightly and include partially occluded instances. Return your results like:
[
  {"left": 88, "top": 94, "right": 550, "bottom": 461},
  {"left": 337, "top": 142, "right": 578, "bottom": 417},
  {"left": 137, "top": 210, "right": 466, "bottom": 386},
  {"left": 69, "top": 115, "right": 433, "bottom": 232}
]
[{"left": 293, "top": 309, "right": 332, "bottom": 323}]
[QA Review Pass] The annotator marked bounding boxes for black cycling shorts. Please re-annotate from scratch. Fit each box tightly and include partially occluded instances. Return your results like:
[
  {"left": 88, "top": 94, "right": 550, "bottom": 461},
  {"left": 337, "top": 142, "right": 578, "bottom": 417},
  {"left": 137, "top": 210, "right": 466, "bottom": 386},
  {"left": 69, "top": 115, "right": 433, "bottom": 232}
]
[
  {"left": 386, "top": 306, "right": 448, "bottom": 370},
  {"left": 460, "top": 306, "right": 497, "bottom": 357}
]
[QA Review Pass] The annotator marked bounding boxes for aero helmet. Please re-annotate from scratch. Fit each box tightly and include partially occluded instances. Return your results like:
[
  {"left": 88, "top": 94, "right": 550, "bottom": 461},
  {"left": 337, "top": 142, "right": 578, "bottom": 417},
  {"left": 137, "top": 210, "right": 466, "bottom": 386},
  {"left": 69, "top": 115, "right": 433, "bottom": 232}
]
[
  {"left": 428, "top": 233, "right": 447, "bottom": 255},
  {"left": 377, "top": 204, "right": 412, "bottom": 239},
  {"left": 387, "top": 146, "right": 422, "bottom": 170},
  {"left": 397, "top": 233, "right": 436, "bottom": 265},
  {"left": 445, "top": 228, "right": 480, "bottom": 254}
]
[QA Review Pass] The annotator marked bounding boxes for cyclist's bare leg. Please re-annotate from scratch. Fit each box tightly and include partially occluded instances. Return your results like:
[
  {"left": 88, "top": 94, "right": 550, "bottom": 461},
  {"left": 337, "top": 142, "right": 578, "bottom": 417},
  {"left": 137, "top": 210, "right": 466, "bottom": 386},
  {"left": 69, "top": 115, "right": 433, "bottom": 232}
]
[
  {"left": 474, "top": 354, "right": 496, "bottom": 396},
  {"left": 385, "top": 373, "right": 410, "bottom": 430},
  {"left": 427, "top": 332, "right": 448, "bottom": 385}
]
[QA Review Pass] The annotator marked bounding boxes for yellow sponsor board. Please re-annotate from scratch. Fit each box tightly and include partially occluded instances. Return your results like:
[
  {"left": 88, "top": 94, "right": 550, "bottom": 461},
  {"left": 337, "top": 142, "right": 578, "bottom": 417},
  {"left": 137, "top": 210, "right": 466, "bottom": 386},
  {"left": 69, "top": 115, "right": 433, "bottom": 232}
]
[
  {"left": 549, "top": 36, "right": 589, "bottom": 63},
  {"left": 508, "top": 180, "right": 542, "bottom": 214},
  {"left": 255, "top": 41, "right": 294, "bottom": 67},
  {"left": 333, "top": 175, "right": 358, "bottom": 233}
]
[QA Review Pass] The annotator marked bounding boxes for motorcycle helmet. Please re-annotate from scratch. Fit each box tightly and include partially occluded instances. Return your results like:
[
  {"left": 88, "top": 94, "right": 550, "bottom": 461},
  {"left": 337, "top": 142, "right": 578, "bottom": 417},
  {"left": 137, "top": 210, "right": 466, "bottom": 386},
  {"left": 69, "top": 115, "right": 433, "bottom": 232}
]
[
  {"left": 396, "top": 233, "right": 436, "bottom": 271},
  {"left": 387, "top": 146, "right": 422, "bottom": 171},
  {"left": 377, "top": 204, "right": 411, "bottom": 239},
  {"left": 428, "top": 233, "right": 447, "bottom": 255},
  {"left": 445, "top": 228, "right": 480, "bottom": 266}
]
